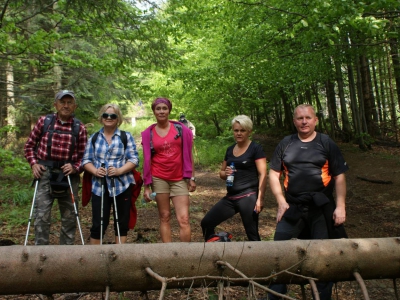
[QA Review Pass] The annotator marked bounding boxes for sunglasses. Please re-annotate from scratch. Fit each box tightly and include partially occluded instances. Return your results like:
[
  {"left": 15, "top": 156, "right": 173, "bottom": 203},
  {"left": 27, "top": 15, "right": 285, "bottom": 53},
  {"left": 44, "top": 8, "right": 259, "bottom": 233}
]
[{"left": 102, "top": 113, "right": 118, "bottom": 120}]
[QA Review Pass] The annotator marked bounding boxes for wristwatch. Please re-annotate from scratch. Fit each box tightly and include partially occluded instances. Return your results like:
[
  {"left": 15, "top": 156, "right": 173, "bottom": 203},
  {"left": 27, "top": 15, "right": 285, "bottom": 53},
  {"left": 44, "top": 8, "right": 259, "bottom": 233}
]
[{"left": 190, "top": 177, "right": 196, "bottom": 182}]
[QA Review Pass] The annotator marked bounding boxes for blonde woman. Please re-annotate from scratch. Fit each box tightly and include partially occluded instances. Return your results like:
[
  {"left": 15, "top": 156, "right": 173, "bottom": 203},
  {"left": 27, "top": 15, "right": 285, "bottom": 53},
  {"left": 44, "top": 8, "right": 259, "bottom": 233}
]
[
  {"left": 201, "top": 115, "right": 267, "bottom": 241},
  {"left": 82, "top": 104, "right": 139, "bottom": 244}
]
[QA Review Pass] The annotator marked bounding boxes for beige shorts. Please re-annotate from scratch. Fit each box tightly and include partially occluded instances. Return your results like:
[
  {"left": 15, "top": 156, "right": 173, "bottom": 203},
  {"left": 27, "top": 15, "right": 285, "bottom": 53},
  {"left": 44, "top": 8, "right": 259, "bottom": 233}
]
[{"left": 151, "top": 176, "right": 189, "bottom": 197}]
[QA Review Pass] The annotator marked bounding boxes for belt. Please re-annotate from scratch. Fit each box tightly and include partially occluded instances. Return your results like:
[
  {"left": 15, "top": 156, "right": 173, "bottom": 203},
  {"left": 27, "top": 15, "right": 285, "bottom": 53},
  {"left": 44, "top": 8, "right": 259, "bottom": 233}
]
[{"left": 38, "top": 160, "right": 72, "bottom": 168}]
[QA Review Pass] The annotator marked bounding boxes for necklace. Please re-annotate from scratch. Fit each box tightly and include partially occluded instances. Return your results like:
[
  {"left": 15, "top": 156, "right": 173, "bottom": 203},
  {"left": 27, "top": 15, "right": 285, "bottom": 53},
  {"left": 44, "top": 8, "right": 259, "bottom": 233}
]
[
  {"left": 104, "top": 135, "right": 113, "bottom": 144},
  {"left": 234, "top": 141, "right": 251, "bottom": 155}
]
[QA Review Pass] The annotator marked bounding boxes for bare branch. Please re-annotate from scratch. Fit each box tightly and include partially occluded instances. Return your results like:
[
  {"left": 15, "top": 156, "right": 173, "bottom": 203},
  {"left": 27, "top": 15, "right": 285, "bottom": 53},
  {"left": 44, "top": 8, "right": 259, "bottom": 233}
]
[
  {"left": 353, "top": 271, "right": 370, "bottom": 300},
  {"left": 308, "top": 279, "right": 320, "bottom": 300}
]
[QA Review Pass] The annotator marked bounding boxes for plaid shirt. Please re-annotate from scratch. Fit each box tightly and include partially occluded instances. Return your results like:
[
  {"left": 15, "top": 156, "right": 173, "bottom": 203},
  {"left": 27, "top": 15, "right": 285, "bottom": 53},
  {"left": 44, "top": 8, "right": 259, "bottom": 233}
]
[
  {"left": 82, "top": 128, "right": 139, "bottom": 197},
  {"left": 24, "top": 114, "right": 87, "bottom": 172}
]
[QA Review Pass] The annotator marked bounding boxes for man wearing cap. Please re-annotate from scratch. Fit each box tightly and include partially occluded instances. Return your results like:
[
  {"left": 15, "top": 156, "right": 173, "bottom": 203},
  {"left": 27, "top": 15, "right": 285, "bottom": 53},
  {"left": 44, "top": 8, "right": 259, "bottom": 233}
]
[
  {"left": 24, "top": 90, "right": 87, "bottom": 245},
  {"left": 179, "top": 113, "right": 196, "bottom": 139}
]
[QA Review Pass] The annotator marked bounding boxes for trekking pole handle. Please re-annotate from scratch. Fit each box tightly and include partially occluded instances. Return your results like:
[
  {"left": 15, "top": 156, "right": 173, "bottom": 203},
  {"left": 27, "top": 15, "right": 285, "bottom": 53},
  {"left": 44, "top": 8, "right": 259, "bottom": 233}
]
[
  {"left": 31, "top": 178, "right": 38, "bottom": 187},
  {"left": 111, "top": 177, "right": 115, "bottom": 188},
  {"left": 101, "top": 163, "right": 106, "bottom": 185}
]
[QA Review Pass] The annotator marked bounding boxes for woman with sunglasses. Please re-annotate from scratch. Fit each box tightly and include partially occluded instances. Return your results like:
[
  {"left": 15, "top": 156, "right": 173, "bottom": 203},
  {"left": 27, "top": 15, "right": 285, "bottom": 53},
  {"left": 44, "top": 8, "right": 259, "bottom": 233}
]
[
  {"left": 141, "top": 97, "right": 196, "bottom": 242},
  {"left": 82, "top": 103, "right": 139, "bottom": 244}
]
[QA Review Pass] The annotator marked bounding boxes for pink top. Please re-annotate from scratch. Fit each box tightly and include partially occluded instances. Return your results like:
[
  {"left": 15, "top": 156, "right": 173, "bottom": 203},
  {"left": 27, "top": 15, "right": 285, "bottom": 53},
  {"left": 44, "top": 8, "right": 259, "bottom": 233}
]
[
  {"left": 141, "top": 121, "right": 194, "bottom": 186},
  {"left": 151, "top": 125, "right": 183, "bottom": 181}
]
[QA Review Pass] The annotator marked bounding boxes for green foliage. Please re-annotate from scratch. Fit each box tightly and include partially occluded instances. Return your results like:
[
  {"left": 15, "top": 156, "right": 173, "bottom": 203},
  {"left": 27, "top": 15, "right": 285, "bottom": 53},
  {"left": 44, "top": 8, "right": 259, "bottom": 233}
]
[
  {"left": 194, "top": 136, "right": 234, "bottom": 170},
  {"left": 0, "top": 125, "right": 19, "bottom": 135},
  {"left": 8, "top": 183, "right": 33, "bottom": 206},
  {"left": 2, "top": 0, "right": 172, "bottom": 126},
  {"left": 0, "top": 148, "right": 32, "bottom": 180},
  {"left": 0, "top": 181, "right": 32, "bottom": 206},
  {"left": 356, "top": 132, "right": 375, "bottom": 147},
  {"left": 0, "top": 203, "right": 29, "bottom": 228},
  {"left": 0, "top": 149, "right": 33, "bottom": 227}
]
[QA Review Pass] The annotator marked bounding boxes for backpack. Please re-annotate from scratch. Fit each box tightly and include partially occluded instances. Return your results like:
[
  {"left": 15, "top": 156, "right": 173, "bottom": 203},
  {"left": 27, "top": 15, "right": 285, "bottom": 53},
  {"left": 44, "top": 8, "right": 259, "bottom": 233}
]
[
  {"left": 38, "top": 114, "right": 82, "bottom": 195},
  {"left": 207, "top": 231, "right": 233, "bottom": 242},
  {"left": 81, "top": 130, "right": 143, "bottom": 229},
  {"left": 180, "top": 117, "right": 189, "bottom": 127}
]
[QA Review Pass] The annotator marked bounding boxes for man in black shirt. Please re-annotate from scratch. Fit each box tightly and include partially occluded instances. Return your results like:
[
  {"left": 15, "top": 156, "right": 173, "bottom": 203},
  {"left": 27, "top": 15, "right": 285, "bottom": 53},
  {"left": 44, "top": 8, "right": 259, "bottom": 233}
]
[{"left": 267, "top": 104, "right": 348, "bottom": 300}]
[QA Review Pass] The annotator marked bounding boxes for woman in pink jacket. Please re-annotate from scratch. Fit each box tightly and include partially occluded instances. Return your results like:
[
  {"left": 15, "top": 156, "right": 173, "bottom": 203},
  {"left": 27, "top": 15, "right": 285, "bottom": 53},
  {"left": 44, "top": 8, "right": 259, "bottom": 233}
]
[{"left": 141, "top": 97, "right": 196, "bottom": 242}]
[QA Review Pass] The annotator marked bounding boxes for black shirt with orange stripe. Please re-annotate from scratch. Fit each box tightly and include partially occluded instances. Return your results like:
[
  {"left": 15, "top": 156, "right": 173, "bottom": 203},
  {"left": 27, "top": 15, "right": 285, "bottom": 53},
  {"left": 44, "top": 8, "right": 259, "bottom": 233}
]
[{"left": 269, "top": 132, "right": 348, "bottom": 196}]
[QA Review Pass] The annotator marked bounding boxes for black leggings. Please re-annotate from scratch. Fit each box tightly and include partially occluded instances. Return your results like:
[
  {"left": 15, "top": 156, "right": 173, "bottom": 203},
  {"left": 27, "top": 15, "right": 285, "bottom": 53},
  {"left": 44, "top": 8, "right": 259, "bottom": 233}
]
[
  {"left": 90, "top": 185, "right": 132, "bottom": 239},
  {"left": 201, "top": 193, "right": 260, "bottom": 241}
]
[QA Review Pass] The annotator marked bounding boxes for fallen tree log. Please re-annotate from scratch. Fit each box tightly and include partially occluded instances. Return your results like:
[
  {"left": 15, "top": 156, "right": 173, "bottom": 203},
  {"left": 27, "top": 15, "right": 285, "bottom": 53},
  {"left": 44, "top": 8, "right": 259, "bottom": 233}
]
[{"left": 0, "top": 237, "right": 399, "bottom": 295}]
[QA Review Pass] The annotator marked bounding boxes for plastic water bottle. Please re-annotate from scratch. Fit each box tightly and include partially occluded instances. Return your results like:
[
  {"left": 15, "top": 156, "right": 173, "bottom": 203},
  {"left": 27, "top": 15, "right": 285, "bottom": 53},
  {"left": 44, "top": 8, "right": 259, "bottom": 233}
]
[
  {"left": 142, "top": 192, "right": 156, "bottom": 204},
  {"left": 226, "top": 163, "right": 236, "bottom": 187}
]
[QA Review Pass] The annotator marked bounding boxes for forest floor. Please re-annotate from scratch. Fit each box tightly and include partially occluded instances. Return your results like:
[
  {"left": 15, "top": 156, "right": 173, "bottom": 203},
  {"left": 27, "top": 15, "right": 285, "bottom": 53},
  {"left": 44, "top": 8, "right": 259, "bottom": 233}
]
[{"left": 1, "top": 135, "right": 400, "bottom": 299}]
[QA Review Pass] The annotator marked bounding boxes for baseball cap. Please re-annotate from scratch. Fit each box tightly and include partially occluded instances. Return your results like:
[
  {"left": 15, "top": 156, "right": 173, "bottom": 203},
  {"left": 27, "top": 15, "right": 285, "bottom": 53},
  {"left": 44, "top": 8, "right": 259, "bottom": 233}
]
[{"left": 55, "top": 90, "right": 76, "bottom": 101}]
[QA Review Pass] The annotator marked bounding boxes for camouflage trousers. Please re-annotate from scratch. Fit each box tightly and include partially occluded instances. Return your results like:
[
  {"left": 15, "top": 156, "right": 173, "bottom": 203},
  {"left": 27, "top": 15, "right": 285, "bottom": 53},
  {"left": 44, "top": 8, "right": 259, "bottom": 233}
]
[{"left": 34, "top": 167, "right": 80, "bottom": 245}]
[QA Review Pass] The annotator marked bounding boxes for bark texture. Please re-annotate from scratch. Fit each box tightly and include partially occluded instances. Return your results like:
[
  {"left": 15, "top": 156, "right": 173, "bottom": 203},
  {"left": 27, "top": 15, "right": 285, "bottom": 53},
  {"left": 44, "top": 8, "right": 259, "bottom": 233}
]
[{"left": 0, "top": 238, "right": 400, "bottom": 295}]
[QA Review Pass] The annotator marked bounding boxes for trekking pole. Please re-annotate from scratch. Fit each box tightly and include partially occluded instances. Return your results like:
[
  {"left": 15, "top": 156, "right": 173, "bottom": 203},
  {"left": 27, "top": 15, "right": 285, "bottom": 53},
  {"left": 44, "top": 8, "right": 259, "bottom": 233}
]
[
  {"left": 110, "top": 177, "right": 121, "bottom": 244},
  {"left": 67, "top": 175, "right": 85, "bottom": 245},
  {"left": 100, "top": 163, "right": 105, "bottom": 245},
  {"left": 24, "top": 179, "right": 39, "bottom": 246}
]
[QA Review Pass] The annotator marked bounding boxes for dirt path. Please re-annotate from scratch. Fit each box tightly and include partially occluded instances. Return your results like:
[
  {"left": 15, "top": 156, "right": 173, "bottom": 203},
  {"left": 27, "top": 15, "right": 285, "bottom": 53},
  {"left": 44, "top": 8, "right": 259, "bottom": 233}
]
[{"left": 1, "top": 136, "right": 400, "bottom": 299}]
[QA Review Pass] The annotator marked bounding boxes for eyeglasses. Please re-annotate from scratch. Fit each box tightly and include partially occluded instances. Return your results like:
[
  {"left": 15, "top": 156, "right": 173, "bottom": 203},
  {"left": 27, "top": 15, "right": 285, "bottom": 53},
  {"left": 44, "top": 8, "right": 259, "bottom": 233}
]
[{"left": 102, "top": 113, "right": 118, "bottom": 120}]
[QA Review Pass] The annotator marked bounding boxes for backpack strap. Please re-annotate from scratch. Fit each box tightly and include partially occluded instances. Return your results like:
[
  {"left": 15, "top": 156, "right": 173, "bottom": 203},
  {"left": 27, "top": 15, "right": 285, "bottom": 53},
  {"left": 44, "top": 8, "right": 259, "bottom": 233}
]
[
  {"left": 39, "top": 114, "right": 81, "bottom": 162},
  {"left": 69, "top": 118, "right": 81, "bottom": 161},
  {"left": 42, "top": 114, "right": 57, "bottom": 160},
  {"left": 90, "top": 130, "right": 128, "bottom": 185},
  {"left": 150, "top": 123, "right": 182, "bottom": 155},
  {"left": 91, "top": 130, "right": 127, "bottom": 150},
  {"left": 120, "top": 131, "right": 127, "bottom": 150}
]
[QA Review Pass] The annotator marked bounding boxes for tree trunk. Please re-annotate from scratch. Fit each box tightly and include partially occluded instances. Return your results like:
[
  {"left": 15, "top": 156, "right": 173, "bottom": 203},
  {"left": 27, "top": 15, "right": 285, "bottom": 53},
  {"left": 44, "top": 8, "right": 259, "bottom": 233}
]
[
  {"left": 347, "top": 61, "right": 366, "bottom": 150},
  {"left": 211, "top": 113, "right": 223, "bottom": 135},
  {"left": 281, "top": 89, "right": 294, "bottom": 132},
  {"left": 313, "top": 84, "right": 328, "bottom": 134},
  {"left": 262, "top": 102, "right": 271, "bottom": 128},
  {"left": 359, "top": 55, "right": 380, "bottom": 137},
  {"left": 334, "top": 58, "right": 352, "bottom": 142},
  {"left": 378, "top": 57, "right": 388, "bottom": 124},
  {"left": 356, "top": 57, "right": 370, "bottom": 139},
  {"left": 0, "top": 238, "right": 400, "bottom": 295},
  {"left": 6, "top": 61, "right": 16, "bottom": 142},
  {"left": 324, "top": 79, "right": 338, "bottom": 138},
  {"left": 389, "top": 38, "right": 400, "bottom": 110},
  {"left": 386, "top": 44, "right": 399, "bottom": 139},
  {"left": 371, "top": 58, "right": 382, "bottom": 124},
  {"left": 274, "top": 99, "right": 283, "bottom": 129}
]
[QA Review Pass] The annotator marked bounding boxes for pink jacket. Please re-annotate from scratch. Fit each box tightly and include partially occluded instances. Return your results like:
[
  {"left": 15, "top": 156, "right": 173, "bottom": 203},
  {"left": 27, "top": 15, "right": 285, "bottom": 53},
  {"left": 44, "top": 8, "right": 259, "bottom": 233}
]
[{"left": 141, "top": 121, "right": 193, "bottom": 185}]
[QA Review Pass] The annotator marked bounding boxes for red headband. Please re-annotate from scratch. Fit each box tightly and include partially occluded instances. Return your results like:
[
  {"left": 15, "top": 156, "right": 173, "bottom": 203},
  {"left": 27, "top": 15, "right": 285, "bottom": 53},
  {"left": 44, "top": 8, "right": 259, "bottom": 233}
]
[{"left": 152, "top": 98, "right": 172, "bottom": 112}]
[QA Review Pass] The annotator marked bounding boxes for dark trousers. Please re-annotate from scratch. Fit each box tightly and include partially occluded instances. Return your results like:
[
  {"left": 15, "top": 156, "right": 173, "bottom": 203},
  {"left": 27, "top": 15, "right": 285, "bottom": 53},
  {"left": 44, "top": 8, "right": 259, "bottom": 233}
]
[
  {"left": 201, "top": 193, "right": 260, "bottom": 241},
  {"left": 268, "top": 208, "right": 333, "bottom": 300},
  {"left": 90, "top": 185, "right": 131, "bottom": 239}
]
